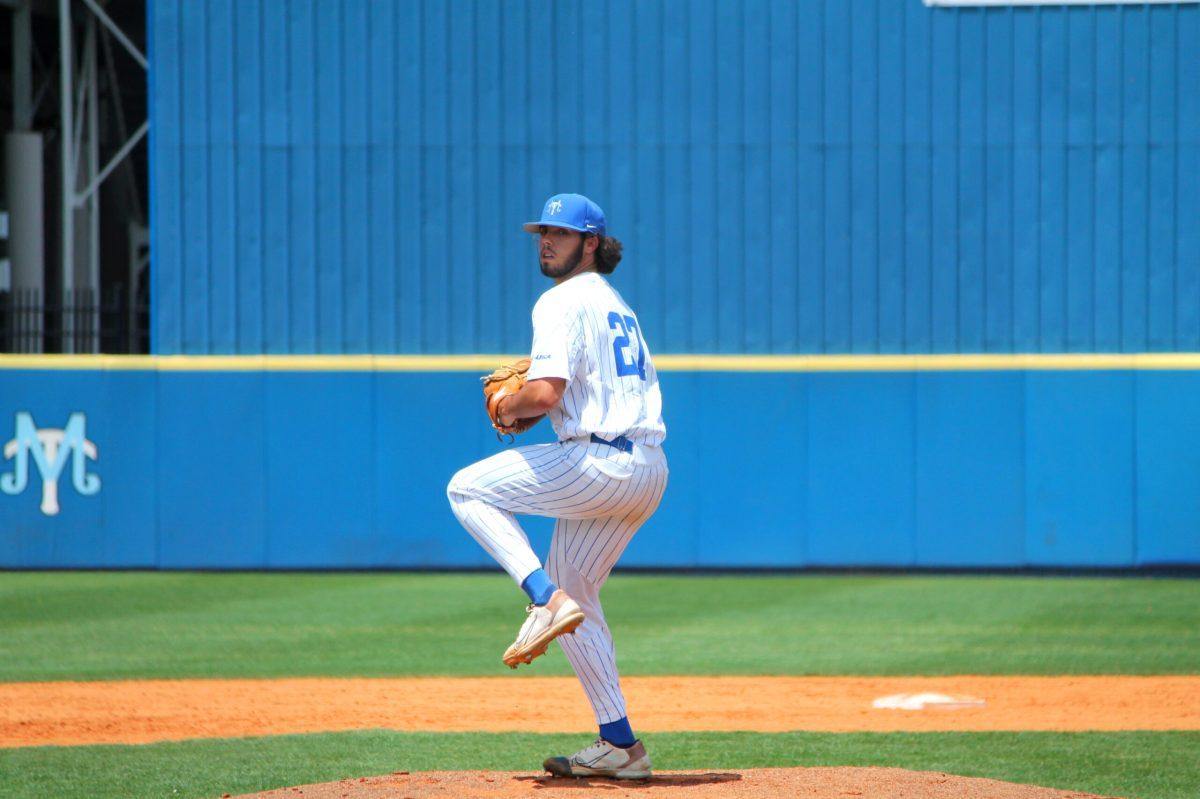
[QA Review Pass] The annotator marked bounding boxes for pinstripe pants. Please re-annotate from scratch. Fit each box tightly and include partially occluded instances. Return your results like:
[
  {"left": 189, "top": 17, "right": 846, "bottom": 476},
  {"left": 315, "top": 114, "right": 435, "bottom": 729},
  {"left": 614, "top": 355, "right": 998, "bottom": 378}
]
[{"left": 446, "top": 438, "right": 668, "bottom": 725}]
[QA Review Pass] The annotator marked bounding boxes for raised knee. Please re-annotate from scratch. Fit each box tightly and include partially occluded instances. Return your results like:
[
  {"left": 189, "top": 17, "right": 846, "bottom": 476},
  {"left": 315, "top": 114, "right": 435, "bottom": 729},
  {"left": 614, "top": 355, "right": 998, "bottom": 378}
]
[{"left": 446, "top": 468, "right": 474, "bottom": 505}]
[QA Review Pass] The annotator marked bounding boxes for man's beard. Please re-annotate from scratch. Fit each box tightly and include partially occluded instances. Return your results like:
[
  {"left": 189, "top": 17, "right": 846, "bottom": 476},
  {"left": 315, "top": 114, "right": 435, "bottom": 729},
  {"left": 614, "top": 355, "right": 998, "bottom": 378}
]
[{"left": 539, "top": 237, "right": 585, "bottom": 278}]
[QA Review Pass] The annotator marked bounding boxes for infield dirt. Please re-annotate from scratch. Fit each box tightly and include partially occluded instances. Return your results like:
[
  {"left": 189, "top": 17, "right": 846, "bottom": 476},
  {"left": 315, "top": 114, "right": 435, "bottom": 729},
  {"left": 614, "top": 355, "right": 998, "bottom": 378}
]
[
  {"left": 229, "top": 767, "right": 1118, "bottom": 799},
  {"left": 3, "top": 675, "right": 1198, "bottom": 747}
]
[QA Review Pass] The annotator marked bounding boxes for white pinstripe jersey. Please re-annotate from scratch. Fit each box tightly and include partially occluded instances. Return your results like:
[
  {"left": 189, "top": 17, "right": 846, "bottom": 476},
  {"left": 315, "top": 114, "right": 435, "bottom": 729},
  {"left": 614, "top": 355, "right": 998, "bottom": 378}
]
[{"left": 525, "top": 271, "right": 666, "bottom": 447}]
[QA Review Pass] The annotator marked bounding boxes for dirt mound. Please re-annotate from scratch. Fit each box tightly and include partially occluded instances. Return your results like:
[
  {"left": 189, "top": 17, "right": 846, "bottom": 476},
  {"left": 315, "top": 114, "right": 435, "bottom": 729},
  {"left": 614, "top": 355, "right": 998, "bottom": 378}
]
[{"left": 230, "top": 767, "right": 1119, "bottom": 799}]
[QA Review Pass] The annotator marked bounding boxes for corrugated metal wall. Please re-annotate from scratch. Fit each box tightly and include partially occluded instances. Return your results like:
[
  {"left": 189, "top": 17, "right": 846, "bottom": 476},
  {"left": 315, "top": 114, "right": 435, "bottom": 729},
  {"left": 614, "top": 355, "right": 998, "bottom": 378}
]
[{"left": 149, "top": 0, "right": 1200, "bottom": 355}]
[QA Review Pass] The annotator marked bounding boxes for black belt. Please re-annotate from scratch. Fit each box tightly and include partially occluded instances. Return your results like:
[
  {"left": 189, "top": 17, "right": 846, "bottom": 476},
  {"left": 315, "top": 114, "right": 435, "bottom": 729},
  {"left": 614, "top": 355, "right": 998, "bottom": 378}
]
[{"left": 590, "top": 433, "right": 634, "bottom": 454}]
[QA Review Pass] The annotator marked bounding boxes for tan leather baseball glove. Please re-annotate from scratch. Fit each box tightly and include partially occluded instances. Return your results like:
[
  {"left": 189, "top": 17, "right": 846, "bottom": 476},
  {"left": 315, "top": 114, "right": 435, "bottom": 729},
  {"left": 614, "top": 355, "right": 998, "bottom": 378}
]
[{"left": 481, "top": 358, "right": 545, "bottom": 437}]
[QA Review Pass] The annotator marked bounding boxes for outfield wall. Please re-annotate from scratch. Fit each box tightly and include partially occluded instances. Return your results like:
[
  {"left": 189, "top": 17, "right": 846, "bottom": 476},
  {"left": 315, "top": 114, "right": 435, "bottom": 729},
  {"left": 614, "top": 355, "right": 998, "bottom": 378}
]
[
  {"left": 149, "top": 1, "right": 1200, "bottom": 356},
  {"left": 1, "top": 358, "right": 1196, "bottom": 569}
]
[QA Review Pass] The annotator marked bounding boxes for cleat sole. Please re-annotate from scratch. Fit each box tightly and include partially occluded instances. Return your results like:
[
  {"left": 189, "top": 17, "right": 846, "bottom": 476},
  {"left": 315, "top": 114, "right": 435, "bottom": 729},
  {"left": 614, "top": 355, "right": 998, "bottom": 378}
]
[{"left": 502, "top": 609, "right": 585, "bottom": 669}]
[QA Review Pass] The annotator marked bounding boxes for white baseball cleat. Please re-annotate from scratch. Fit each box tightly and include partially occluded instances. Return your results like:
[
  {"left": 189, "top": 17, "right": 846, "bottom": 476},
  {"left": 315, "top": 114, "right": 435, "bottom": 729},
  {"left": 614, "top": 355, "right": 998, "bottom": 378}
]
[
  {"left": 502, "top": 588, "right": 585, "bottom": 669},
  {"left": 543, "top": 737, "right": 652, "bottom": 779}
]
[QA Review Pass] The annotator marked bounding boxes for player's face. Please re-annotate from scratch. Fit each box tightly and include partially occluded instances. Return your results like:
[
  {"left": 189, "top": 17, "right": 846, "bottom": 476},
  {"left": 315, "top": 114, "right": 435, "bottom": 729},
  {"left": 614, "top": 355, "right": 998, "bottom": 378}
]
[{"left": 537, "top": 227, "right": 586, "bottom": 279}]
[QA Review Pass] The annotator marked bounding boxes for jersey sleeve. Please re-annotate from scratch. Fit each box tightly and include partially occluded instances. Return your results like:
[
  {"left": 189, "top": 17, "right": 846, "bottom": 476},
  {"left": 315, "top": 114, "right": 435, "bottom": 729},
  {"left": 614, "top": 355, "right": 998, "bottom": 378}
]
[{"left": 526, "top": 292, "right": 580, "bottom": 382}]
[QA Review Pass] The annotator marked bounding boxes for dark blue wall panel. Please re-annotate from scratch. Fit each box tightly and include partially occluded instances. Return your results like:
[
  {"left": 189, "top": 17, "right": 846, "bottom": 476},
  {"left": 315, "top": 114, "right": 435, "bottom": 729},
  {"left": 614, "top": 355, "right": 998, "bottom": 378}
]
[
  {"left": 149, "top": 1, "right": 1200, "bottom": 355},
  {"left": 2, "top": 366, "right": 1199, "bottom": 568},
  {"left": 687, "top": 375, "right": 807, "bottom": 568},
  {"left": 1135, "top": 372, "right": 1200, "bottom": 565},
  {"left": 264, "top": 374, "right": 374, "bottom": 568},
  {"left": 915, "top": 373, "right": 1025, "bottom": 566},
  {"left": 1024, "top": 372, "right": 1136, "bottom": 566},
  {"left": 807, "top": 374, "right": 916, "bottom": 566},
  {"left": 157, "top": 374, "right": 267, "bottom": 568},
  {"left": 94, "top": 372, "right": 160, "bottom": 567}
]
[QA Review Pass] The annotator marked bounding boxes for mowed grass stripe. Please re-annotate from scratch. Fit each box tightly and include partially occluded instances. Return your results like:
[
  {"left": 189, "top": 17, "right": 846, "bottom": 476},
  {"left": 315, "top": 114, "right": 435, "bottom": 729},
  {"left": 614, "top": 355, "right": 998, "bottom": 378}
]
[
  {"left": 2, "top": 573, "right": 1197, "bottom": 681},
  {"left": 2, "top": 731, "right": 1197, "bottom": 799}
]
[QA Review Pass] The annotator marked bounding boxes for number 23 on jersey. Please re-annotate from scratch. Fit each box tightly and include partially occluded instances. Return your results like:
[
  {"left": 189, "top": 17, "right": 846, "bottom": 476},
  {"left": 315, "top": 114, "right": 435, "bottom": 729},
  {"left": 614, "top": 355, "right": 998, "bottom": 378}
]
[{"left": 608, "top": 311, "right": 648, "bottom": 381}]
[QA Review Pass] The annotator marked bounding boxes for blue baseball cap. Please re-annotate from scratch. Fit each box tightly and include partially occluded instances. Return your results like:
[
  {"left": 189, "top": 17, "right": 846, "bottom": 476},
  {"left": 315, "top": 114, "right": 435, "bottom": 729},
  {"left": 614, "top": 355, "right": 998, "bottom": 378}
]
[{"left": 523, "top": 193, "right": 606, "bottom": 237}]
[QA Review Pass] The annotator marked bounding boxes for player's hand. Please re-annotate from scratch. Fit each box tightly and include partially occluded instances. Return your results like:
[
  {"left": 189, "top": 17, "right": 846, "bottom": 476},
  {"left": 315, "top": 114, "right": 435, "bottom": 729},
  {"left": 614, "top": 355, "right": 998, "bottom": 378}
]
[{"left": 497, "top": 395, "right": 518, "bottom": 428}]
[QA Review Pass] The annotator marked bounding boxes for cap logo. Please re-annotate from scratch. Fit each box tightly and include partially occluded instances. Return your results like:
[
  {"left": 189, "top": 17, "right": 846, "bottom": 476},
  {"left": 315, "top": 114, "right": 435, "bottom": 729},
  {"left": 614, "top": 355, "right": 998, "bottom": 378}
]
[{"left": 547, "top": 199, "right": 563, "bottom": 215}]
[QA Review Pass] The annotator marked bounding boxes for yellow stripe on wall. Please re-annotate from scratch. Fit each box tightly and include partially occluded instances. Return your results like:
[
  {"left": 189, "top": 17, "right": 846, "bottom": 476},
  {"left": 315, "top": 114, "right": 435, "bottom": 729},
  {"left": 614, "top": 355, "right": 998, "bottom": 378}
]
[
  {"left": 3, "top": 353, "right": 1200, "bottom": 372},
  {"left": 655, "top": 353, "right": 1200, "bottom": 371}
]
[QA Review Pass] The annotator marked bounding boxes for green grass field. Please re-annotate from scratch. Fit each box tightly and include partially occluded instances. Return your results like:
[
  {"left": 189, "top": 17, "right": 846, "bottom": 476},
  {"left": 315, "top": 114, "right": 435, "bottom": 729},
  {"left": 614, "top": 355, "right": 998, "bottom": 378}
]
[{"left": 2, "top": 572, "right": 1198, "bottom": 799}]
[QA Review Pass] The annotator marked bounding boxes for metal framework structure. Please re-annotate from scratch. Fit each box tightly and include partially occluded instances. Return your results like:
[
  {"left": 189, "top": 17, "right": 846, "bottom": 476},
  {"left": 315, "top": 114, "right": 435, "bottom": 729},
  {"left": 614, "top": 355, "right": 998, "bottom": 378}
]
[
  {"left": 4, "top": 0, "right": 145, "bottom": 352},
  {"left": 56, "top": 0, "right": 147, "bottom": 351}
]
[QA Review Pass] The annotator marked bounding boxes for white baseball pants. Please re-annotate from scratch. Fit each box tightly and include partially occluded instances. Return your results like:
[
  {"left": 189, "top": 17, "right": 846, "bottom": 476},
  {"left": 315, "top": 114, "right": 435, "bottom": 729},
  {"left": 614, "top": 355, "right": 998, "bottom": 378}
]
[{"left": 446, "top": 438, "right": 668, "bottom": 724}]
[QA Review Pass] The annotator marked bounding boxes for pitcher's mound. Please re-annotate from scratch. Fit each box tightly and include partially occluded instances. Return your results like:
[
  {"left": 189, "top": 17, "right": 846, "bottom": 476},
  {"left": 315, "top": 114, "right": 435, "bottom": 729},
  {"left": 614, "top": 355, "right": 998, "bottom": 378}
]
[{"left": 231, "top": 767, "right": 1118, "bottom": 798}]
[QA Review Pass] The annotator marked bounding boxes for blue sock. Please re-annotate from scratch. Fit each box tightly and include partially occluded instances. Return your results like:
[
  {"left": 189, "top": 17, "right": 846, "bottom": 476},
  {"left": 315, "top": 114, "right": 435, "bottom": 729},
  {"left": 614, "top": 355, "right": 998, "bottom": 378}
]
[
  {"left": 520, "top": 568, "right": 557, "bottom": 606},
  {"left": 599, "top": 717, "right": 636, "bottom": 748}
]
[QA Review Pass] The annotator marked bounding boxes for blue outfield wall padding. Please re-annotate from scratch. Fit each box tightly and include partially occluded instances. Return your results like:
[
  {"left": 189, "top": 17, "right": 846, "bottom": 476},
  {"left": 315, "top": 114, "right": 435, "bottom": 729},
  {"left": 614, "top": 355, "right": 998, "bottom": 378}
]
[
  {"left": 0, "top": 371, "right": 159, "bottom": 568},
  {"left": 914, "top": 372, "right": 1025, "bottom": 567},
  {"left": 806, "top": 373, "right": 916, "bottom": 566},
  {"left": 0, "top": 367, "right": 1198, "bottom": 569},
  {"left": 1135, "top": 372, "right": 1200, "bottom": 565},
  {"left": 672, "top": 374, "right": 808, "bottom": 569},
  {"left": 156, "top": 373, "right": 267, "bottom": 569},
  {"left": 263, "top": 373, "right": 374, "bottom": 568},
  {"left": 1024, "top": 372, "right": 1137, "bottom": 567}
]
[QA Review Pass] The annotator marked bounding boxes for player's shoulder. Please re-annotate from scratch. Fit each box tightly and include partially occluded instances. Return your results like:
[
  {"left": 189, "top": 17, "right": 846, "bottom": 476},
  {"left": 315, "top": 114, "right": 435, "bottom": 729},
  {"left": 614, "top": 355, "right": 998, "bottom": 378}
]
[
  {"left": 532, "top": 281, "right": 570, "bottom": 316},
  {"left": 531, "top": 283, "right": 578, "bottom": 329},
  {"left": 533, "top": 272, "right": 610, "bottom": 314}
]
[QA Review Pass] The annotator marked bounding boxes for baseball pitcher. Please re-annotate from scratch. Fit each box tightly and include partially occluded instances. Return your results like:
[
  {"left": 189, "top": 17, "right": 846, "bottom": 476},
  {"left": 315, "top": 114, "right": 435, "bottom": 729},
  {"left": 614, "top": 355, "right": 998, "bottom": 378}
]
[{"left": 447, "top": 193, "right": 668, "bottom": 779}]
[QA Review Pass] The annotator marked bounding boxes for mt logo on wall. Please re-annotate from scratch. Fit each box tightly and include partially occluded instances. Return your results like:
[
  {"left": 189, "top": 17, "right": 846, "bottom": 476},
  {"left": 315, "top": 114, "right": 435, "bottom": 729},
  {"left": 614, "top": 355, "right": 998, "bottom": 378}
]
[{"left": 2, "top": 412, "right": 100, "bottom": 515}]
